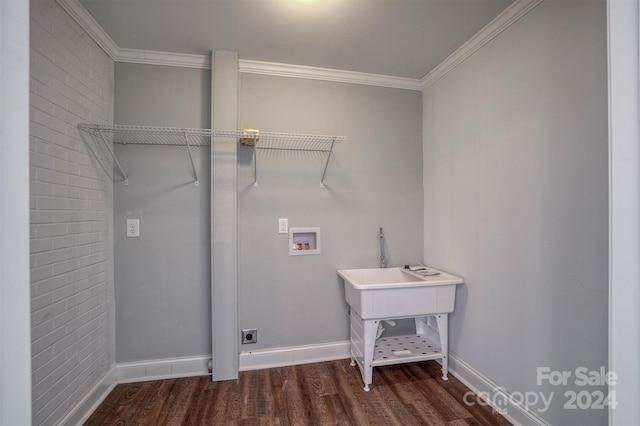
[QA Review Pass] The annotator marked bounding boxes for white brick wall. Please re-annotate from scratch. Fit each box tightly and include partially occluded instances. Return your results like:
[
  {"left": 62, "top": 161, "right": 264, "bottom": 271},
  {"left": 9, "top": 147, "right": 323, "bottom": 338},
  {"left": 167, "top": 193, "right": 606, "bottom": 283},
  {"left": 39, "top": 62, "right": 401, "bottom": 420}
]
[{"left": 29, "top": 0, "right": 115, "bottom": 424}]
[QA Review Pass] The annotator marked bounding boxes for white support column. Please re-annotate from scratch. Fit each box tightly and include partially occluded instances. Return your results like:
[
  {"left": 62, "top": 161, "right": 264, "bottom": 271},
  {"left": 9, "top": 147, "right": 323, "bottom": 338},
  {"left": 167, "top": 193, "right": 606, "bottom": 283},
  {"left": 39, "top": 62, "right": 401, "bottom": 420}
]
[
  {"left": 0, "top": 0, "right": 32, "bottom": 423},
  {"left": 211, "top": 50, "right": 240, "bottom": 381},
  {"left": 608, "top": 1, "right": 640, "bottom": 424}
]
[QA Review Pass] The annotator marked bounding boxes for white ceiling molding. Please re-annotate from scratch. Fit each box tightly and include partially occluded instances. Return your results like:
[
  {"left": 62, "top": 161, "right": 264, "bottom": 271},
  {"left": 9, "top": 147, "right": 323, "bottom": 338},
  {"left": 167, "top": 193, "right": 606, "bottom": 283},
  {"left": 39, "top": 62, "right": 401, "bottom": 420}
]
[
  {"left": 56, "top": 0, "right": 119, "bottom": 60},
  {"left": 57, "top": 0, "right": 212, "bottom": 69},
  {"left": 57, "top": 0, "right": 539, "bottom": 92},
  {"left": 56, "top": 0, "right": 421, "bottom": 90},
  {"left": 239, "top": 60, "right": 422, "bottom": 91},
  {"left": 420, "top": 0, "right": 544, "bottom": 91},
  {"left": 118, "top": 48, "right": 212, "bottom": 69}
]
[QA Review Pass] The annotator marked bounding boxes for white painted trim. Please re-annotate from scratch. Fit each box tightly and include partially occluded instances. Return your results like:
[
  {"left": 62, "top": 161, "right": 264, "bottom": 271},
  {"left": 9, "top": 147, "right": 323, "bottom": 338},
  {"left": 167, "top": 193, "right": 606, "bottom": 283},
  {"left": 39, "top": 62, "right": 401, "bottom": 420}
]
[
  {"left": 56, "top": 0, "right": 422, "bottom": 89},
  {"left": 211, "top": 50, "right": 240, "bottom": 381},
  {"left": 239, "top": 60, "right": 422, "bottom": 91},
  {"left": 57, "top": 356, "right": 210, "bottom": 424},
  {"left": 110, "top": 51, "right": 421, "bottom": 89},
  {"left": 60, "top": 350, "right": 557, "bottom": 425},
  {"left": 55, "top": 0, "right": 119, "bottom": 60},
  {"left": 607, "top": 0, "right": 640, "bottom": 424},
  {"left": 448, "top": 354, "right": 550, "bottom": 426},
  {"left": 420, "top": 0, "right": 544, "bottom": 90},
  {"left": 57, "top": 348, "right": 347, "bottom": 422},
  {"left": 118, "top": 48, "right": 212, "bottom": 69},
  {"left": 116, "top": 355, "right": 211, "bottom": 383},
  {"left": 0, "top": 0, "right": 32, "bottom": 424},
  {"left": 57, "top": 0, "right": 543, "bottom": 91},
  {"left": 239, "top": 341, "right": 350, "bottom": 371},
  {"left": 56, "top": 367, "right": 118, "bottom": 426}
]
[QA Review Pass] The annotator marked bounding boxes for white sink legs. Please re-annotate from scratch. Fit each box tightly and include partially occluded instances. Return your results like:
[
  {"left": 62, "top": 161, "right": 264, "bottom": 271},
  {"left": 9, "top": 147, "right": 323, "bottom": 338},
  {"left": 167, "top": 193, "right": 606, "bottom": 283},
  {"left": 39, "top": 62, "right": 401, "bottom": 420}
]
[
  {"left": 349, "top": 310, "right": 451, "bottom": 392},
  {"left": 349, "top": 315, "right": 379, "bottom": 392},
  {"left": 415, "top": 314, "right": 449, "bottom": 380}
]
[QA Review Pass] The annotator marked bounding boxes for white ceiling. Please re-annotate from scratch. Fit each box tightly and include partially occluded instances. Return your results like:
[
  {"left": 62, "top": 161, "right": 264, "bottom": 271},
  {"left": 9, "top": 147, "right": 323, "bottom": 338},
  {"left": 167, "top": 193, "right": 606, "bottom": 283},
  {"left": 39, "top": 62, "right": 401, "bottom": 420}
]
[{"left": 80, "top": 0, "right": 513, "bottom": 80}]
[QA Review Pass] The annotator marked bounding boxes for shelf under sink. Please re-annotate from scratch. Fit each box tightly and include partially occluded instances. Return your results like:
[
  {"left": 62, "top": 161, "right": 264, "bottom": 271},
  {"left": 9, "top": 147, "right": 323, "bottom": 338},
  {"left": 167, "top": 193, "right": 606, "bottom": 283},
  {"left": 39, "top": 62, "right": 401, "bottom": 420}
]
[{"left": 372, "top": 333, "right": 442, "bottom": 367}]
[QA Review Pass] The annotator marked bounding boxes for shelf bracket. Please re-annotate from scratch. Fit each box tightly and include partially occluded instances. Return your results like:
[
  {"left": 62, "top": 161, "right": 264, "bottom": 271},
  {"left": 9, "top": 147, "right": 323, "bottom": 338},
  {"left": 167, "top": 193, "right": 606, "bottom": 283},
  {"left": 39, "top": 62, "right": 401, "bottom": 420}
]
[
  {"left": 252, "top": 139, "right": 258, "bottom": 187},
  {"left": 319, "top": 137, "right": 337, "bottom": 188},
  {"left": 182, "top": 130, "right": 199, "bottom": 186},
  {"left": 95, "top": 127, "right": 129, "bottom": 185}
]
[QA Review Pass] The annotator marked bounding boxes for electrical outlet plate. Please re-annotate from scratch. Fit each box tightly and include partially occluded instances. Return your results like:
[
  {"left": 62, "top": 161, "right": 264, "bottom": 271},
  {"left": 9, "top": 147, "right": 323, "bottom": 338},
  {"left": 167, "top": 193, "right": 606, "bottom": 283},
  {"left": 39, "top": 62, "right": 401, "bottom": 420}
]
[
  {"left": 242, "top": 328, "right": 257, "bottom": 344},
  {"left": 126, "top": 219, "right": 140, "bottom": 237}
]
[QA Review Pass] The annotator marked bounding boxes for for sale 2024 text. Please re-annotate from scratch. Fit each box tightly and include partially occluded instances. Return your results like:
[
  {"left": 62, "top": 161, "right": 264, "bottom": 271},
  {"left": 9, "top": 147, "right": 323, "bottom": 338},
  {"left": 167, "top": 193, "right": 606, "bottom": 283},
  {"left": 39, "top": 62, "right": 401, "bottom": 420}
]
[{"left": 537, "top": 366, "right": 617, "bottom": 410}]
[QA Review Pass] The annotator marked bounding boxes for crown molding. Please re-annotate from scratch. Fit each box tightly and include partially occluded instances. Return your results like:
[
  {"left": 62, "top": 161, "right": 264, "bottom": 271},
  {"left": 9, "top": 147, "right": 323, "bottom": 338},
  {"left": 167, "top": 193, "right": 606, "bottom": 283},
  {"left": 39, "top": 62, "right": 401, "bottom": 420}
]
[
  {"left": 115, "top": 51, "right": 419, "bottom": 93},
  {"left": 58, "top": 0, "right": 539, "bottom": 91},
  {"left": 56, "top": 0, "right": 421, "bottom": 90},
  {"left": 118, "top": 48, "right": 212, "bottom": 69},
  {"left": 420, "top": 0, "right": 544, "bottom": 90},
  {"left": 56, "top": 0, "right": 119, "bottom": 60},
  {"left": 57, "top": 0, "right": 212, "bottom": 69},
  {"left": 239, "top": 60, "right": 422, "bottom": 91}
]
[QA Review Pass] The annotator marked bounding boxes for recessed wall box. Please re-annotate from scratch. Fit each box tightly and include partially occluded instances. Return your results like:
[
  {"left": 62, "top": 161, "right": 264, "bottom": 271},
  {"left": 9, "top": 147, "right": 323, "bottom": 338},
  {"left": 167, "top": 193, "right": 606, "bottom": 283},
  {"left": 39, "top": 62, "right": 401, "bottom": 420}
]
[{"left": 289, "top": 227, "right": 321, "bottom": 256}]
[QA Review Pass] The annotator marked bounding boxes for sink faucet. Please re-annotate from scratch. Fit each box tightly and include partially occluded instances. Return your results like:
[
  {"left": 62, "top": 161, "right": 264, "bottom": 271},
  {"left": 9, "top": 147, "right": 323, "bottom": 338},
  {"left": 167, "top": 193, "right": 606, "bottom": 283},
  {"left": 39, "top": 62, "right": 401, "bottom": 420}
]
[{"left": 379, "top": 227, "right": 387, "bottom": 268}]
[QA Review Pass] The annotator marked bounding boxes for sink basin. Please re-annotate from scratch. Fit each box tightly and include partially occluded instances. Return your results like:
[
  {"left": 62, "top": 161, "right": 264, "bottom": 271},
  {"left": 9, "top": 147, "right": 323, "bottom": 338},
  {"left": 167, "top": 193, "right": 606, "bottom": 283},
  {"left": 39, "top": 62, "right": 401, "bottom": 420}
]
[{"left": 338, "top": 267, "right": 464, "bottom": 319}]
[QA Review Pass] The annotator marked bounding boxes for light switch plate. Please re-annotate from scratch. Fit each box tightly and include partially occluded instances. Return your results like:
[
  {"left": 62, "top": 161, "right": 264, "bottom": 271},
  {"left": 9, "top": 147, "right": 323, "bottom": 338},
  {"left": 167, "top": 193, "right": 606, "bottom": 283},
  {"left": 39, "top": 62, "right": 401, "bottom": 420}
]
[
  {"left": 126, "top": 219, "right": 140, "bottom": 237},
  {"left": 278, "top": 218, "right": 288, "bottom": 234}
]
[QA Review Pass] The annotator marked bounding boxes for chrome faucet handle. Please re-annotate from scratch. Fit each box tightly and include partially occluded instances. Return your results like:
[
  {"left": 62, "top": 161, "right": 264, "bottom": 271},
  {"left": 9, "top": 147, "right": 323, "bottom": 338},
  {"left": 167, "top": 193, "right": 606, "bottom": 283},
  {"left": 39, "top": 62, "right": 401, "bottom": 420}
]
[{"left": 379, "top": 227, "right": 387, "bottom": 268}]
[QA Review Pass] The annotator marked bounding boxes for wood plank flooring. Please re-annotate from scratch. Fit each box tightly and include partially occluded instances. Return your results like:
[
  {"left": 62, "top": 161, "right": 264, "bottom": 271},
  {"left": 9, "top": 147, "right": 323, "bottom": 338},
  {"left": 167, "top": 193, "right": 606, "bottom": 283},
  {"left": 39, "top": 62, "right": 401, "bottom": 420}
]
[{"left": 85, "top": 360, "right": 511, "bottom": 425}]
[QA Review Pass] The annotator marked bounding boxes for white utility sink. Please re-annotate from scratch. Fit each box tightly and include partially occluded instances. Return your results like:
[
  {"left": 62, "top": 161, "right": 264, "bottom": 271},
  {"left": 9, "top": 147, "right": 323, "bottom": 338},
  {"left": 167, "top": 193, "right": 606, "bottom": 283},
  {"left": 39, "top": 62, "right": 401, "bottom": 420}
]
[
  {"left": 338, "top": 266, "right": 463, "bottom": 320},
  {"left": 337, "top": 266, "right": 464, "bottom": 391}
]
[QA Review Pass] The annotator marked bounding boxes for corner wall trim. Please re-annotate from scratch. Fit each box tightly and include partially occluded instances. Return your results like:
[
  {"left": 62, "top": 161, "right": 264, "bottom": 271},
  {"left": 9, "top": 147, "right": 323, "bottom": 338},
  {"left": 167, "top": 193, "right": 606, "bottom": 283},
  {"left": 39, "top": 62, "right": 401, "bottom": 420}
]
[
  {"left": 239, "top": 341, "right": 351, "bottom": 371},
  {"left": 420, "top": 0, "right": 544, "bottom": 90},
  {"left": 447, "top": 354, "right": 550, "bottom": 426}
]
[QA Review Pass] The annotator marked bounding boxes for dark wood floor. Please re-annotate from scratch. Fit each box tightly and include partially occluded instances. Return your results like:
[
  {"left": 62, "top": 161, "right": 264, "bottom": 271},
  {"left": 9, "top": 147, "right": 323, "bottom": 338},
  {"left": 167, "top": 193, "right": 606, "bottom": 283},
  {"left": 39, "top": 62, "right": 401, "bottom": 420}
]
[{"left": 85, "top": 359, "right": 511, "bottom": 425}]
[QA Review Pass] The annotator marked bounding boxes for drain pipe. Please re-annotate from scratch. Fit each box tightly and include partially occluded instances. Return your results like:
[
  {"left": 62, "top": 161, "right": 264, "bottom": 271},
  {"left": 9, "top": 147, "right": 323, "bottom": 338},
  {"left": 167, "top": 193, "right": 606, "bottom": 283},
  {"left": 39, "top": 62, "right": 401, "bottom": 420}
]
[{"left": 379, "top": 227, "right": 387, "bottom": 268}]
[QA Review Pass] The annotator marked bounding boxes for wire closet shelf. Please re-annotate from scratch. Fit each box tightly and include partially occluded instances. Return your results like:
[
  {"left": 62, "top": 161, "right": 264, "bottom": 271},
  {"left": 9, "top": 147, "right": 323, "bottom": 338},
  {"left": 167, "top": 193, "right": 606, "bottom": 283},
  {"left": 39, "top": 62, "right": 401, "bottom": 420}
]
[{"left": 77, "top": 124, "right": 346, "bottom": 187}]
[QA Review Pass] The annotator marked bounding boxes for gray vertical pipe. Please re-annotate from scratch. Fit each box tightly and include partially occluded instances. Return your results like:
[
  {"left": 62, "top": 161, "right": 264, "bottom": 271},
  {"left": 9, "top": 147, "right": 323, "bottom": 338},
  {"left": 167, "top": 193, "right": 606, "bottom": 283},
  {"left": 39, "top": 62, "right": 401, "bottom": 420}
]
[{"left": 211, "top": 50, "right": 239, "bottom": 380}]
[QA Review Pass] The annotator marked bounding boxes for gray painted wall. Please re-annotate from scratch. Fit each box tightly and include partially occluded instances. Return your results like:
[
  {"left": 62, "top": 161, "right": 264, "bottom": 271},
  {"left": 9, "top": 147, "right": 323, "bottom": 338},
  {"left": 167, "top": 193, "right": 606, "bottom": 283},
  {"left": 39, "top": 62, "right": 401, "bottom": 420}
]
[
  {"left": 113, "top": 63, "right": 212, "bottom": 362},
  {"left": 422, "top": 1, "right": 607, "bottom": 425},
  {"left": 111, "top": 64, "right": 422, "bottom": 361},
  {"left": 238, "top": 74, "right": 423, "bottom": 350}
]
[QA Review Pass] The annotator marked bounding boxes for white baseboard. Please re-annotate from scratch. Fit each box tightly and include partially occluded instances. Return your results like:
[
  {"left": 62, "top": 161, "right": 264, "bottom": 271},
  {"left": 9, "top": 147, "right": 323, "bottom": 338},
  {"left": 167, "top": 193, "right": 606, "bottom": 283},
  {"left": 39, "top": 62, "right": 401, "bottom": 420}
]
[
  {"left": 64, "top": 347, "right": 547, "bottom": 426},
  {"left": 57, "top": 356, "right": 212, "bottom": 425},
  {"left": 57, "top": 346, "right": 349, "bottom": 425},
  {"left": 116, "top": 355, "right": 211, "bottom": 383},
  {"left": 57, "top": 367, "right": 117, "bottom": 426},
  {"left": 239, "top": 341, "right": 351, "bottom": 371},
  {"left": 448, "top": 354, "right": 550, "bottom": 426}
]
